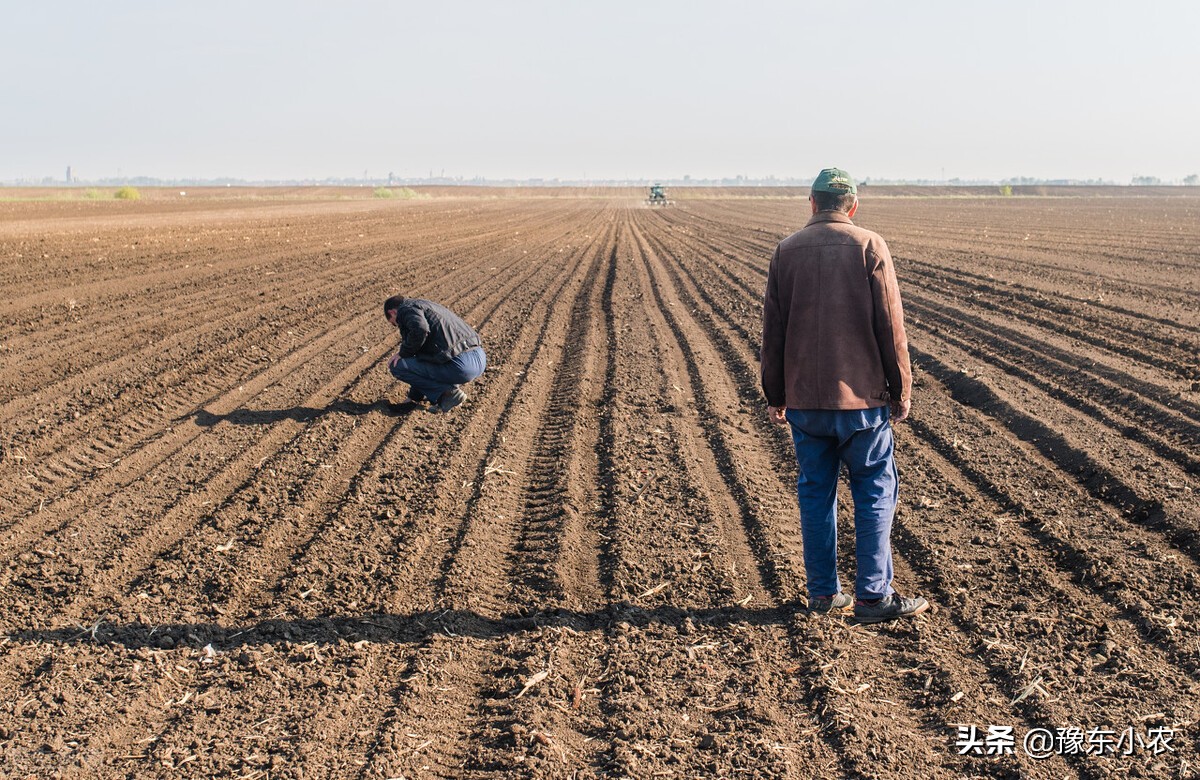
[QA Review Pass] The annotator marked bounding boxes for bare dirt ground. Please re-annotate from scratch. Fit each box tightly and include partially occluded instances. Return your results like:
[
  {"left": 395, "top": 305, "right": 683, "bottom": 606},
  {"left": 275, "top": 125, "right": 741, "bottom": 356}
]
[{"left": 1, "top": 190, "right": 1197, "bottom": 779}]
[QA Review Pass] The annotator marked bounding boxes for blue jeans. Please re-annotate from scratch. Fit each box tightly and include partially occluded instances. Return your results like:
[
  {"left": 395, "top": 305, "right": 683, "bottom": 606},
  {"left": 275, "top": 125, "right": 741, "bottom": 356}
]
[
  {"left": 785, "top": 407, "right": 897, "bottom": 600},
  {"left": 389, "top": 346, "right": 486, "bottom": 402}
]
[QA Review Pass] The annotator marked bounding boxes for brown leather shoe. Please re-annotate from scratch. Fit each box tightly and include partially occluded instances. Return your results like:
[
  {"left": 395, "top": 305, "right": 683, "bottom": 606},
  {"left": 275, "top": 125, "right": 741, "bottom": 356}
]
[
  {"left": 808, "top": 593, "right": 854, "bottom": 614},
  {"left": 853, "top": 593, "right": 930, "bottom": 623}
]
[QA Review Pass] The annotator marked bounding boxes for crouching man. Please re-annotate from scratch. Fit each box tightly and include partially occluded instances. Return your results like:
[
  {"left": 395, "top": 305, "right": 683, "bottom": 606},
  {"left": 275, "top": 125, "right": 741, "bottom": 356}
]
[{"left": 383, "top": 294, "right": 486, "bottom": 412}]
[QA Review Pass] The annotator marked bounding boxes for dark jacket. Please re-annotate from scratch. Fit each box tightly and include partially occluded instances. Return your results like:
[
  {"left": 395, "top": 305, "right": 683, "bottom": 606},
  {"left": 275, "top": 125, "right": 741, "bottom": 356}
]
[
  {"left": 392, "top": 298, "right": 482, "bottom": 363},
  {"left": 761, "top": 210, "right": 911, "bottom": 410}
]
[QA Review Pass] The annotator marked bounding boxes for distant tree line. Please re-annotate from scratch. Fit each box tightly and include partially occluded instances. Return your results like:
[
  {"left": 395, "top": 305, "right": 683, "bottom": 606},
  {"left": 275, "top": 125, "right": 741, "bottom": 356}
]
[{"left": 1132, "top": 174, "right": 1199, "bottom": 186}]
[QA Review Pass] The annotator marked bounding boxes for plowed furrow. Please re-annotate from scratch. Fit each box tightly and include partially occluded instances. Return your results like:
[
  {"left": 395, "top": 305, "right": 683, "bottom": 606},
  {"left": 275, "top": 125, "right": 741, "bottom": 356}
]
[
  {"left": 4, "top": 334, "right": 391, "bottom": 628},
  {"left": 2, "top": 241, "right": 363, "bottom": 391},
  {"left": 569, "top": 220, "right": 807, "bottom": 778},
  {"left": 903, "top": 294, "right": 1200, "bottom": 472},
  {"left": 1, "top": 222, "right": 571, "bottom": 624},
  {"left": 123, "top": 221, "right": 582, "bottom": 627},
  {"left": 0, "top": 302, "right": 429, "bottom": 575},
  {"left": 902, "top": 258, "right": 1200, "bottom": 379},
  {"left": 0, "top": 202, "right": 595, "bottom": 534},
  {"left": 629, "top": 220, "right": 793, "bottom": 600},
  {"left": 441, "top": 231, "right": 617, "bottom": 777},
  {"left": 0, "top": 203, "right": 588, "bottom": 509},
  {"left": 0, "top": 304, "right": 392, "bottom": 547},
  {"left": 0, "top": 198, "right": 578, "bottom": 406},
  {"left": 909, "top": 347, "right": 1200, "bottom": 653},
  {"left": 899, "top": 239, "right": 1198, "bottom": 296},
  {"left": 0, "top": 199, "right": 568, "bottom": 318},
  {"left": 718, "top": 211, "right": 1200, "bottom": 353},
  {"left": 356, "top": 220, "right": 612, "bottom": 779},
  {"left": 502, "top": 226, "right": 614, "bottom": 613},
  {"left": 903, "top": 283, "right": 1200, "bottom": 425},
  {"left": 913, "top": 341, "right": 1200, "bottom": 566}
]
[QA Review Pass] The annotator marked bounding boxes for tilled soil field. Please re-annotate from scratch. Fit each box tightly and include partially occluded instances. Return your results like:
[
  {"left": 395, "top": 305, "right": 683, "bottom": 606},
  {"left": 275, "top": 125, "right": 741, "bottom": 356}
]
[{"left": 1, "top": 191, "right": 1197, "bottom": 779}]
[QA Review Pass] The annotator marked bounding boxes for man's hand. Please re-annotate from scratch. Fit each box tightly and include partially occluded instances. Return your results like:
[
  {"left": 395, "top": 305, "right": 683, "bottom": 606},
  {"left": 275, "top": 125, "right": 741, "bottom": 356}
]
[
  {"left": 891, "top": 398, "right": 911, "bottom": 422},
  {"left": 388, "top": 353, "right": 402, "bottom": 370},
  {"left": 767, "top": 405, "right": 788, "bottom": 426}
]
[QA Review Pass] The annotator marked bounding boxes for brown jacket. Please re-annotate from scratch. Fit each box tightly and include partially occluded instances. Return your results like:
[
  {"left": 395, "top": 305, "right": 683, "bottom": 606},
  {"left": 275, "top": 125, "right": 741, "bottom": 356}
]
[{"left": 760, "top": 210, "right": 911, "bottom": 410}]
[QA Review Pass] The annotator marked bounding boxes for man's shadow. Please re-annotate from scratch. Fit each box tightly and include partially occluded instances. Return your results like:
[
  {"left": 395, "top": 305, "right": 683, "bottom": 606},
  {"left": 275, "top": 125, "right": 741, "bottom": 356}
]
[
  {"left": 187, "top": 398, "right": 419, "bottom": 427},
  {"left": 6, "top": 603, "right": 797, "bottom": 653}
]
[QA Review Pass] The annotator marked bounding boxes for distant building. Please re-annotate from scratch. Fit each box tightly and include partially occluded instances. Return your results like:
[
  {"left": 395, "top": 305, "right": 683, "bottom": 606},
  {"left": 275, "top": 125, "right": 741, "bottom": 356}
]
[{"left": 66, "top": 166, "right": 72, "bottom": 184}]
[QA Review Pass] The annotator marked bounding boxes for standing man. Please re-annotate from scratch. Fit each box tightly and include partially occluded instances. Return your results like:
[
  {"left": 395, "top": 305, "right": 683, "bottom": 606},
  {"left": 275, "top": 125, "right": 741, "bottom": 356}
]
[
  {"left": 383, "top": 294, "right": 487, "bottom": 412},
  {"left": 760, "top": 168, "right": 928, "bottom": 623}
]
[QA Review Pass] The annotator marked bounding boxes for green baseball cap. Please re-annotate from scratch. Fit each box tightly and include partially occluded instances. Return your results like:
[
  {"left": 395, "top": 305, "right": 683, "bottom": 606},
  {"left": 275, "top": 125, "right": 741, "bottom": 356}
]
[{"left": 811, "top": 167, "right": 857, "bottom": 195}]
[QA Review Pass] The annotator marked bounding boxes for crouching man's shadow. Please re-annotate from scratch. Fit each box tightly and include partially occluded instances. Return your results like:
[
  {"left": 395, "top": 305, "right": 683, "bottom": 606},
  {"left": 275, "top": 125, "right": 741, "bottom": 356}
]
[{"left": 187, "top": 398, "right": 417, "bottom": 427}]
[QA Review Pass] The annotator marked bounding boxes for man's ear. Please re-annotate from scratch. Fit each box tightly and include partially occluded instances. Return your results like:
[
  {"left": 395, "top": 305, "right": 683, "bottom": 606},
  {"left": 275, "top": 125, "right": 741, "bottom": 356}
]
[
  {"left": 809, "top": 195, "right": 818, "bottom": 215},
  {"left": 847, "top": 197, "right": 859, "bottom": 218}
]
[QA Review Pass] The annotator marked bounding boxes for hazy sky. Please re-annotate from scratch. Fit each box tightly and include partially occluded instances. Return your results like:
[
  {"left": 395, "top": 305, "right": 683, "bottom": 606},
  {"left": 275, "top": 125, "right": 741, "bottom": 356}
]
[{"left": 4, "top": 1, "right": 1197, "bottom": 183}]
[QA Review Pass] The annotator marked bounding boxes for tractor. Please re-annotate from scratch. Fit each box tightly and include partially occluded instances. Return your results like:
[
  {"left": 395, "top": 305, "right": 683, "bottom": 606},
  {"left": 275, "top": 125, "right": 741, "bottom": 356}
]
[{"left": 646, "top": 183, "right": 672, "bottom": 206}]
